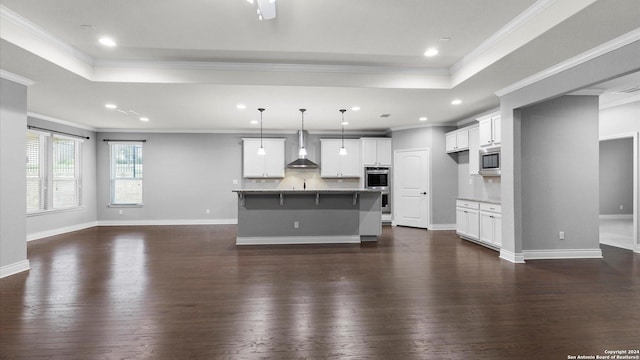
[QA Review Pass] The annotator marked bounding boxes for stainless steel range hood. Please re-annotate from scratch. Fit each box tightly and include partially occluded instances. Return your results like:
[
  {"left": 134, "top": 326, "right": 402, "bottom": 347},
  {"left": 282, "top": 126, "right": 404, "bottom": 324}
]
[{"left": 287, "top": 130, "right": 318, "bottom": 169}]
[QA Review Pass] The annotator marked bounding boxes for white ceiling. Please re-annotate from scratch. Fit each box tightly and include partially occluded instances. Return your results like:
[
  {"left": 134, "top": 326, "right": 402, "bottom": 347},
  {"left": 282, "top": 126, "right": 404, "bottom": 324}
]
[{"left": 1, "top": 0, "right": 639, "bottom": 132}]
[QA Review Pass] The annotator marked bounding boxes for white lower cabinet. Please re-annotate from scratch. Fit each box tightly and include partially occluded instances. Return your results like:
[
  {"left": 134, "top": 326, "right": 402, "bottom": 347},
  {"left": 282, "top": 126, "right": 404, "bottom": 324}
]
[
  {"left": 479, "top": 203, "right": 502, "bottom": 247},
  {"left": 456, "top": 200, "right": 479, "bottom": 240},
  {"left": 457, "top": 199, "right": 501, "bottom": 250}
]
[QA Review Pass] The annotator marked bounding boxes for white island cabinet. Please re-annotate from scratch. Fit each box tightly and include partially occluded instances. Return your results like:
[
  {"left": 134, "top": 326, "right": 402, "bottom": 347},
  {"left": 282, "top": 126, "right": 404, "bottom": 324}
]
[
  {"left": 243, "top": 138, "right": 285, "bottom": 178},
  {"left": 320, "top": 139, "right": 361, "bottom": 178}
]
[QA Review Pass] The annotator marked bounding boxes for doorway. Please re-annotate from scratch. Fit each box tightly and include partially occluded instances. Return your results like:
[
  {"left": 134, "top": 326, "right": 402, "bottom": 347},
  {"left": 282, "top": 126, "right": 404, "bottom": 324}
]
[
  {"left": 393, "top": 148, "right": 430, "bottom": 228},
  {"left": 599, "top": 134, "right": 637, "bottom": 251}
]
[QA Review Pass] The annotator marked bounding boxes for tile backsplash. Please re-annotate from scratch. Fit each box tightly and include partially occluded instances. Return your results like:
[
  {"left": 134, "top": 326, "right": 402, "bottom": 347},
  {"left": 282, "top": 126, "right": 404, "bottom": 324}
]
[{"left": 241, "top": 169, "right": 361, "bottom": 190}]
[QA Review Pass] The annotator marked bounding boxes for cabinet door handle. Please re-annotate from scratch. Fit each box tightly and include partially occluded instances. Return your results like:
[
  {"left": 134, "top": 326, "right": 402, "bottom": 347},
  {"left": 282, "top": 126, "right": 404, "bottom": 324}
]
[{"left": 420, "top": 192, "right": 427, "bottom": 195}]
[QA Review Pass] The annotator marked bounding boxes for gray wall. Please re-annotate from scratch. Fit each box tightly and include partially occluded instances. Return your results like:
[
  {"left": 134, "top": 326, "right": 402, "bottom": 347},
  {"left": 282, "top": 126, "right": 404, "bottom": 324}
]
[
  {"left": 498, "top": 39, "right": 640, "bottom": 257},
  {"left": 520, "top": 95, "right": 600, "bottom": 251},
  {"left": 600, "top": 138, "right": 633, "bottom": 215},
  {"left": 96, "top": 131, "right": 379, "bottom": 222},
  {"left": 392, "top": 126, "right": 458, "bottom": 225},
  {"left": 0, "top": 78, "right": 28, "bottom": 273},
  {"left": 26, "top": 117, "right": 97, "bottom": 236}
]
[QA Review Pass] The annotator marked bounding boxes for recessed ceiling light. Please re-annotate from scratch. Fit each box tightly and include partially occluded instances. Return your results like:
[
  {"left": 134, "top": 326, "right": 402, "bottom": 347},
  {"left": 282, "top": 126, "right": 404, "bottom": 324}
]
[
  {"left": 451, "top": 99, "right": 462, "bottom": 105},
  {"left": 98, "top": 37, "right": 117, "bottom": 47},
  {"left": 236, "top": 104, "right": 247, "bottom": 110},
  {"left": 440, "top": 37, "right": 451, "bottom": 41},
  {"left": 419, "top": 117, "right": 428, "bottom": 121},
  {"left": 105, "top": 103, "right": 117, "bottom": 109},
  {"left": 424, "top": 48, "right": 439, "bottom": 57},
  {"left": 351, "top": 106, "right": 360, "bottom": 111},
  {"left": 139, "top": 117, "right": 149, "bottom": 122},
  {"left": 341, "top": 121, "right": 349, "bottom": 126},
  {"left": 250, "top": 120, "right": 258, "bottom": 125}
]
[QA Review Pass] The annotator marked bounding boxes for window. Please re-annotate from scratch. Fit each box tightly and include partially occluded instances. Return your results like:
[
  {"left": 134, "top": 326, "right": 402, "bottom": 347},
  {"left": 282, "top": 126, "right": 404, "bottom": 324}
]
[
  {"left": 110, "top": 142, "right": 143, "bottom": 205},
  {"left": 52, "top": 136, "right": 81, "bottom": 208},
  {"left": 26, "top": 132, "right": 46, "bottom": 212},
  {"left": 26, "top": 131, "right": 83, "bottom": 214}
]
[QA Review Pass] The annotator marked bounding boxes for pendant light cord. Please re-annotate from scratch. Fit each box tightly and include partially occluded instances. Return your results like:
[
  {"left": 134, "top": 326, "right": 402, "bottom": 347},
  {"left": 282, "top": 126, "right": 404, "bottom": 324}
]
[
  {"left": 258, "top": 108, "right": 265, "bottom": 148},
  {"left": 340, "top": 109, "right": 346, "bottom": 148}
]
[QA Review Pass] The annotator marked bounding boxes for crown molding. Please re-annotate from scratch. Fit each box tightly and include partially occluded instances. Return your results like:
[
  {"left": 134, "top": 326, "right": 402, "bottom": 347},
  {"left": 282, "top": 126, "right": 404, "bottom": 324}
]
[
  {"left": 496, "top": 28, "right": 640, "bottom": 97},
  {"left": 567, "top": 88, "right": 606, "bottom": 96},
  {"left": 450, "top": 0, "right": 556, "bottom": 75},
  {"left": 599, "top": 94, "right": 640, "bottom": 110},
  {"left": 0, "top": 69, "right": 34, "bottom": 86},
  {"left": 94, "top": 58, "right": 450, "bottom": 76},
  {"left": 28, "top": 112, "right": 97, "bottom": 132},
  {"left": 389, "top": 122, "right": 452, "bottom": 132}
]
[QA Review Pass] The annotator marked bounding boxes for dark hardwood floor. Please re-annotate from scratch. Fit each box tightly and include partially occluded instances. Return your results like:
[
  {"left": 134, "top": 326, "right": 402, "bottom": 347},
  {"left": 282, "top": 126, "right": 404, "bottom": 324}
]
[{"left": 1, "top": 225, "right": 638, "bottom": 359}]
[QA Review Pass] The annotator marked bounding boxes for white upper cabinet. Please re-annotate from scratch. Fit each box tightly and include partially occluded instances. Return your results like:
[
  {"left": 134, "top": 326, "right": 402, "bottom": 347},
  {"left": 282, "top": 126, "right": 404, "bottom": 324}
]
[
  {"left": 242, "top": 138, "right": 286, "bottom": 178},
  {"left": 361, "top": 138, "right": 392, "bottom": 166},
  {"left": 477, "top": 112, "right": 501, "bottom": 147},
  {"left": 320, "top": 139, "right": 361, "bottom": 178},
  {"left": 468, "top": 126, "right": 480, "bottom": 175},
  {"left": 445, "top": 128, "right": 469, "bottom": 153}
]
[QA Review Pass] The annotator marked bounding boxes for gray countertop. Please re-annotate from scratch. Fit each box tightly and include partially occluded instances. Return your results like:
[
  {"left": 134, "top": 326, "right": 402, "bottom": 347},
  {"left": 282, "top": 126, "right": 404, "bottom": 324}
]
[
  {"left": 457, "top": 197, "right": 501, "bottom": 205},
  {"left": 233, "top": 189, "right": 382, "bottom": 193}
]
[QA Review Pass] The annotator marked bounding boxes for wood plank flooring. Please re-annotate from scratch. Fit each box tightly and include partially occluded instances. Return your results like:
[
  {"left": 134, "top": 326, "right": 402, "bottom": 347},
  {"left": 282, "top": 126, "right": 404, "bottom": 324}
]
[{"left": 1, "top": 225, "right": 639, "bottom": 359}]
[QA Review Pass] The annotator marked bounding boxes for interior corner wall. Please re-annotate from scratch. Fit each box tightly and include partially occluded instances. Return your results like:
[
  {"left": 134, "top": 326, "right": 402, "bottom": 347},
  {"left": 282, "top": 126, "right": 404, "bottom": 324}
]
[
  {"left": 26, "top": 117, "right": 97, "bottom": 238},
  {"left": 520, "top": 95, "right": 600, "bottom": 251},
  {"left": 0, "top": 78, "right": 28, "bottom": 276},
  {"left": 391, "top": 126, "right": 458, "bottom": 225},
  {"left": 600, "top": 138, "right": 633, "bottom": 215}
]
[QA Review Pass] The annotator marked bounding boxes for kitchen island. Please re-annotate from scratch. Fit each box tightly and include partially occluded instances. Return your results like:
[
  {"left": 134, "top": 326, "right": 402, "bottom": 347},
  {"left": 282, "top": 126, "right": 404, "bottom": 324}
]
[{"left": 233, "top": 189, "right": 382, "bottom": 245}]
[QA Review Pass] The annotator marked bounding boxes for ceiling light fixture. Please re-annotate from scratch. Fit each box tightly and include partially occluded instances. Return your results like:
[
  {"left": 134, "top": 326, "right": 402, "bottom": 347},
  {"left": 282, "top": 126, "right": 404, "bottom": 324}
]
[
  {"left": 250, "top": 120, "right": 258, "bottom": 125},
  {"left": 105, "top": 103, "right": 117, "bottom": 109},
  {"left": 98, "top": 36, "right": 117, "bottom": 47},
  {"left": 419, "top": 117, "right": 428, "bottom": 121},
  {"left": 424, "top": 48, "right": 438, "bottom": 57},
  {"left": 351, "top": 106, "right": 360, "bottom": 111},
  {"left": 339, "top": 109, "right": 347, "bottom": 156},
  {"left": 451, "top": 99, "right": 462, "bottom": 105},
  {"left": 236, "top": 104, "right": 247, "bottom": 110},
  {"left": 257, "top": 108, "right": 266, "bottom": 156},
  {"left": 139, "top": 117, "right": 149, "bottom": 122}
]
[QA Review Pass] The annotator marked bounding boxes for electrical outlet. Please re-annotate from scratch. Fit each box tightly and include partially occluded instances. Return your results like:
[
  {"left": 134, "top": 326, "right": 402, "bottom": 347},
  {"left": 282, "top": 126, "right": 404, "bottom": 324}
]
[
  {"left": 559, "top": 231, "right": 565, "bottom": 240},
  {"left": 118, "top": 209, "right": 123, "bottom": 215},
  {"left": 469, "top": 178, "right": 473, "bottom": 185},
  {"left": 205, "top": 209, "right": 210, "bottom": 214},
  {"left": 232, "top": 179, "right": 239, "bottom": 185},
  {"left": 620, "top": 205, "right": 624, "bottom": 210},
  {"left": 294, "top": 221, "right": 299, "bottom": 229}
]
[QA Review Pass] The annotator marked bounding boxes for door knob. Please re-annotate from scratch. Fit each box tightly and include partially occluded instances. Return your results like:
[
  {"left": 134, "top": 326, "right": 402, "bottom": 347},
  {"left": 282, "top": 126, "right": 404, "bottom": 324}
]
[{"left": 420, "top": 192, "right": 427, "bottom": 195}]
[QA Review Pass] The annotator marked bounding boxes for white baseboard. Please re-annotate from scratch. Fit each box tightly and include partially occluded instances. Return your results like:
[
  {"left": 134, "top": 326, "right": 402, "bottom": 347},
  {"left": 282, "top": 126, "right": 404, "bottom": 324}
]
[
  {"left": 522, "top": 248, "right": 603, "bottom": 260},
  {"left": 599, "top": 214, "right": 633, "bottom": 220},
  {"left": 28, "top": 221, "right": 98, "bottom": 242},
  {"left": 236, "top": 235, "right": 360, "bottom": 245},
  {"left": 429, "top": 223, "right": 456, "bottom": 231},
  {"left": 97, "top": 219, "right": 238, "bottom": 226},
  {"left": 499, "top": 249, "right": 525, "bottom": 263},
  {"left": 600, "top": 239, "right": 635, "bottom": 251},
  {"left": 0, "top": 260, "right": 30, "bottom": 278}
]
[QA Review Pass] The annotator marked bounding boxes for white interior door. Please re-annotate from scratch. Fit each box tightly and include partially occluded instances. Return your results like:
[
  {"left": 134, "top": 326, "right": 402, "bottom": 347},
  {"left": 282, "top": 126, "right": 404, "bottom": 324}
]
[{"left": 394, "top": 149, "right": 429, "bottom": 228}]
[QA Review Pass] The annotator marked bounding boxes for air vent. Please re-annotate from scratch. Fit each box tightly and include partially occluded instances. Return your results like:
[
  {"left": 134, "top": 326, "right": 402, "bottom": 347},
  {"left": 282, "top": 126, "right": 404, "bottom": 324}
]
[
  {"left": 614, "top": 85, "right": 640, "bottom": 94},
  {"left": 380, "top": 114, "right": 391, "bottom": 118}
]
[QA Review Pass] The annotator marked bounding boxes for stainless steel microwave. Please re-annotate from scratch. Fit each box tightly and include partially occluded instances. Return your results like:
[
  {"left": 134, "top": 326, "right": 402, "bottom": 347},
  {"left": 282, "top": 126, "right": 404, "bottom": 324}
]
[{"left": 479, "top": 147, "right": 501, "bottom": 176}]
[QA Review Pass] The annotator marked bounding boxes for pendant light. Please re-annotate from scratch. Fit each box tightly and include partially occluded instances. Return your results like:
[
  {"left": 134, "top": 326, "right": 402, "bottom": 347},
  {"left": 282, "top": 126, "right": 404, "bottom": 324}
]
[
  {"left": 339, "top": 109, "right": 347, "bottom": 156},
  {"left": 298, "top": 109, "right": 307, "bottom": 157},
  {"left": 257, "top": 108, "right": 266, "bottom": 155}
]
